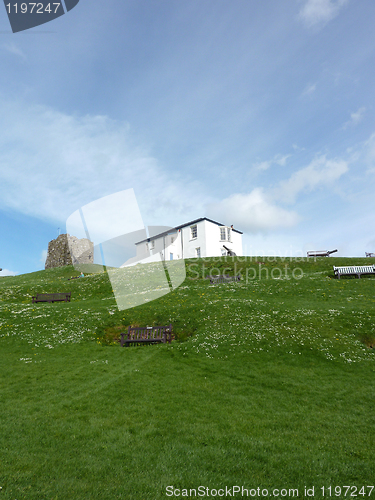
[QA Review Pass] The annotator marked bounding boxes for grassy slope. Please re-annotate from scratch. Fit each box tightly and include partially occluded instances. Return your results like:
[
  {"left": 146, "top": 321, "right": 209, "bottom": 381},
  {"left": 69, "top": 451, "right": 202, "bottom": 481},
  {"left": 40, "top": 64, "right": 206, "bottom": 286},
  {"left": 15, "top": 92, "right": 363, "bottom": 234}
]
[{"left": 0, "top": 258, "right": 374, "bottom": 500}]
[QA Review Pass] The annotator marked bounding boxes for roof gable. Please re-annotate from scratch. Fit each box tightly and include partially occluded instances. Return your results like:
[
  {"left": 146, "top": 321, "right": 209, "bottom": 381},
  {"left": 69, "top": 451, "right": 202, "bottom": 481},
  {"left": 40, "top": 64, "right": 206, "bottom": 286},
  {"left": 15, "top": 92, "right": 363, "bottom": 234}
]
[{"left": 176, "top": 217, "right": 242, "bottom": 234}]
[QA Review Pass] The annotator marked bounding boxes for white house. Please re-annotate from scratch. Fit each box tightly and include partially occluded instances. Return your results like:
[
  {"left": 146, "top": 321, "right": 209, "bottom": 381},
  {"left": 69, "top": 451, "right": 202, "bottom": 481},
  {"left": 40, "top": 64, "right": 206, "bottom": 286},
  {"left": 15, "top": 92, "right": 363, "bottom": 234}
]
[{"left": 123, "top": 218, "right": 243, "bottom": 265}]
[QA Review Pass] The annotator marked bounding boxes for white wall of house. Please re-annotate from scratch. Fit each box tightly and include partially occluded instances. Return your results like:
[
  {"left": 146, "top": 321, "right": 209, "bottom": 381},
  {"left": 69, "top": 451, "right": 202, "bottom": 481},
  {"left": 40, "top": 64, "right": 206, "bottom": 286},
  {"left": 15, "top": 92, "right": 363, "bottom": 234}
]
[
  {"left": 229, "top": 229, "right": 243, "bottom": 256},
  {"left": 163, "top": 232, "right": 181, "bottom": 260},
  {"left": 205, "top": 220, "right": 224, "bottom": 257},
  {"left": 181, "top": 220, "right": 206, "bottom": 259},
  {"left": 179, "top": 219, "right": 242, "bottom": 259}
]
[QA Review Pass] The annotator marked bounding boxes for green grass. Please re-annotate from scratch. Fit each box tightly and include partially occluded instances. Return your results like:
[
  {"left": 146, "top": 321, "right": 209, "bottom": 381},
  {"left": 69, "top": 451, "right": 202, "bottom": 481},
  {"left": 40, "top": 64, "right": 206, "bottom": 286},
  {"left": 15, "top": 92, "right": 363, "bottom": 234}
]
[{"left": 0, "top": 257, "right": 375, "bottom": 499}]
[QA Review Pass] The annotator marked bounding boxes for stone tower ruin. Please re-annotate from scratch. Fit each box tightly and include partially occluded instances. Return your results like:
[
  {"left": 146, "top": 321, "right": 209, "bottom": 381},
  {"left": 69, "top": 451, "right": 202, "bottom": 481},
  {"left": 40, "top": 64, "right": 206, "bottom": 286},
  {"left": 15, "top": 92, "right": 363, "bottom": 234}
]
[{"left": 45, "top": 234, "right": 94, "bottom": 269}]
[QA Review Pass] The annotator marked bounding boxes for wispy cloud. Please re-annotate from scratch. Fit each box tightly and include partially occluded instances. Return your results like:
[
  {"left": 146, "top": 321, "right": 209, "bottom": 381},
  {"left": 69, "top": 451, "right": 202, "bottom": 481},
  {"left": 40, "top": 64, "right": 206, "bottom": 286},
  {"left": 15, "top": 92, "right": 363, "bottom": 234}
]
[
  {"left": 343, "top": 106, "right": 366, "bottom": 129},
  {"left": 254, "top": 153, "right": 291, "bottom": 171},
  {"left": 275, "top": 155, "right": 348, "bottom": 203},
  {"left": 0, "top": 99, "right": 206, "bottom": 227},
  {"left": 301, "top": 83, "right": 317, "bottom": 97},
  {"left": 207, "top": 152, "right": 350, "bottom": 233},
  {"left": 275, "top": 154, "right": 291, "bottom": 167},
  {"left": 254, "top": 160, "right": 271, "bottom": 172},
  {"left": 206, "top": 188, "right": 300, "bottom": 233},
  {"left": 2, "top": 42, "right": 26, "bottom": 59},
  {"left": 299, "top": 0, "right": 349, "bottom": 28}
]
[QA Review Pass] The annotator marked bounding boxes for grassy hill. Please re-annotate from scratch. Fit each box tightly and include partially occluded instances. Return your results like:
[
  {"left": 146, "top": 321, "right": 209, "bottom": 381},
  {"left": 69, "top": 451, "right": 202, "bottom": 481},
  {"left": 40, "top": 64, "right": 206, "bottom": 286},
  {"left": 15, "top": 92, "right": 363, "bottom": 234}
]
[{"left": 0, "top": 257, "right": 374, "bottom": 499}]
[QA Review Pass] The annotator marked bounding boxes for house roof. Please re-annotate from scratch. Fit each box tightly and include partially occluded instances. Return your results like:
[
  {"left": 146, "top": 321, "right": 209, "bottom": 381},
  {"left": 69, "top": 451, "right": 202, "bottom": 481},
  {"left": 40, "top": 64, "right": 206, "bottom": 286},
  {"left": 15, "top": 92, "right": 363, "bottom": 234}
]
[
  {"left": 135, "top": 217, "right": 243, "bottom": 245},
  {"left": 175, "top": 217, "right": 242, "bottom": 233}
]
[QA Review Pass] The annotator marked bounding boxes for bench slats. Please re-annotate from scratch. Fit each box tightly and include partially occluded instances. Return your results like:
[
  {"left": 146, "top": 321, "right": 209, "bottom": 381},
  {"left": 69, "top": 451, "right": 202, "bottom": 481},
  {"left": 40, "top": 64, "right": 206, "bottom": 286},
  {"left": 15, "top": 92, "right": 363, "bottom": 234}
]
[
  {"left": 121, "top": 324, "right": 172, "bottom": 347},
  {"left": 32, "top": 292, "right": 71, "bottom": 303},
  {"left": 333, "top": 265, "right": 375, "bottom": 279},
  {"left": 210, "top": 275, "right": 241, "bottom": 284}
]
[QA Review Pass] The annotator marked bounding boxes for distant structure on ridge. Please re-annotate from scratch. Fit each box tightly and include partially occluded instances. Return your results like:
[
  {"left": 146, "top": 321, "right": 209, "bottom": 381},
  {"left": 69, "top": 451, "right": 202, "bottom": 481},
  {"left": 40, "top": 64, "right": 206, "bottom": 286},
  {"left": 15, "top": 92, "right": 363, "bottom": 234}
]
[{"left": 45, "top": 234, "right": 94, "bottom": 269}]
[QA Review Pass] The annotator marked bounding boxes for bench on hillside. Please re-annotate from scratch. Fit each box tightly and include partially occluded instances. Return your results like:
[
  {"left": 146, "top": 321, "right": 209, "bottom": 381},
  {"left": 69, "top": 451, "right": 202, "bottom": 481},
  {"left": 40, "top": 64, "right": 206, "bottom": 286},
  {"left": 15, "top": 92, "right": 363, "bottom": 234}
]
[
  {"left": 333, "top": 265, "right": 375, "bottom": 279},
  {"left": 210, "top": 275, "right": 241, "bottom": 284},
  {"left": 32, "top": 292, "right": 71, "bottom": 303},
  {"left": 307, "top": 249, "right": 338, "bottom": 257},
  {"left": 365, "top": 252, "right": 375, "bottom": 258},
  {"left": 120, "top": 324, "right": 173, "bottom": 347}
]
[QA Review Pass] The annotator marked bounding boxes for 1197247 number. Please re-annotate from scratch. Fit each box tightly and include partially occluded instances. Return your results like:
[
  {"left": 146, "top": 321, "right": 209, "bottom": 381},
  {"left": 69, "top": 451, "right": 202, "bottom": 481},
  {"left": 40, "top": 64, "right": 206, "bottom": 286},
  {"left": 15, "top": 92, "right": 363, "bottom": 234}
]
[
  {"left": 5, "top": 3, "right": 61, "bottom": 14},
  {"left": 321, "top": 486, "right": 374, "bottom": 496}
]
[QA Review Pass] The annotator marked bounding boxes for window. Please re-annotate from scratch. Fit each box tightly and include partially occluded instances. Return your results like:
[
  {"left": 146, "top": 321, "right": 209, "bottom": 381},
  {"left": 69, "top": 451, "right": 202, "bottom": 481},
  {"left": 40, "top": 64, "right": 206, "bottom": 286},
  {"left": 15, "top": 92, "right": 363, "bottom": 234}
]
[
  {"left": 190, "top": 225, "right": 197, "bottom": 239},
  {"left": 220, "top": 227, "right": 231, "bottom": 241},
  {"left": 150, "top": 240, "right": 155, "bottom": 250},
  {"left": 170, "top": 253, "right": 173, "bottom": 260},
  {"left": 171, "top": 237, "right": 174, "bottom": 244},
  {"left": 196, "top": 247, "right": 201, "bottom": 258}
]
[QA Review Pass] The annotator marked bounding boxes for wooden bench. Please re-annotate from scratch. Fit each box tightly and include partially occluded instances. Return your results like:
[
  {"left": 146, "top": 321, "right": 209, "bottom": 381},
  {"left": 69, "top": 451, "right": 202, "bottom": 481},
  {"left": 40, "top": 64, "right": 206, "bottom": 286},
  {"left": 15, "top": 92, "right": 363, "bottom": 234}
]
[
  {"left": 210, "top": 275, "right": 241, "bottom": 284},
  {"left": 32, "top": 292, "right": 71, "bottom": 303},
  {"left": 205, "top": 274, "right": 230, "bottom": 279},
  {"left": 120, "top": 324, "right": 173, "bottom": 347},
  {"left": 333, "top": 265, "right": 375, "bottom": 279},
  {"left": 307, "top": 249, "right": 338, "bottom": 257}
]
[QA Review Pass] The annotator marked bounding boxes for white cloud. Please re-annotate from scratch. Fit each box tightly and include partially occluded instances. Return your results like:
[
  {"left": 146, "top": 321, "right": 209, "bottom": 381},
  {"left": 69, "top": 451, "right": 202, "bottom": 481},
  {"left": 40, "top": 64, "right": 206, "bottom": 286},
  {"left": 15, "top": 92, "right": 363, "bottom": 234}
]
[
  {"left": 255, "top": 160, "right": 271, "bottom": 171},
  {"left": 2, "top": 42, "right": 26, "bottom": 59},
  {"left": 207, "top": 153, "right": 350, "bottom": 234},
  {"left": 343, "top": 106, "right": 366, "bottom": 129},
  {"left": 0, "top": 99, "right": 206, "bottom": 227},
  {"left": 299, "top": 0, "right": 349, "bottom": 27},
  {"left": 275, "top": 155, "right": 348, "bottom": 203},
  {"left": 206, "top": 188, "right": 300, "bottom": 233},
  {"left": 301, "top": 83, "right": 317, "bottom": 97},
  {"left": 254, "top": 153, "right": 291, "bottom": 171},
  {"left": 0, "top": 269, "right": 17, "bottom": 276},
  {"left": 275, "top": 154, "right": 291, "bottom": 167}
]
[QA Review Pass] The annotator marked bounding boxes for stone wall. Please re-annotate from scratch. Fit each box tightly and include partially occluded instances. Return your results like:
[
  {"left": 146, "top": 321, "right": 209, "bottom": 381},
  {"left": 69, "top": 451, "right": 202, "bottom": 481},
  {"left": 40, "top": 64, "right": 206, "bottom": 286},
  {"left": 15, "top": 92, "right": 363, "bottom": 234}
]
[{"left": 45, "top": 234, "right": 94, "bottom": 269}]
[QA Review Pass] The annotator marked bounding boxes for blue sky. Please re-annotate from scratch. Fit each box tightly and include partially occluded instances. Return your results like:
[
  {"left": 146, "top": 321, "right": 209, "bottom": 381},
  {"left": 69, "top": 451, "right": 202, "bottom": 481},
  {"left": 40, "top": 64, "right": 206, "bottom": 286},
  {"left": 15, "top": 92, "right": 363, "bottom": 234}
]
[{"left": 1, "top": 0, "right": 375, "bottom": 276}]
